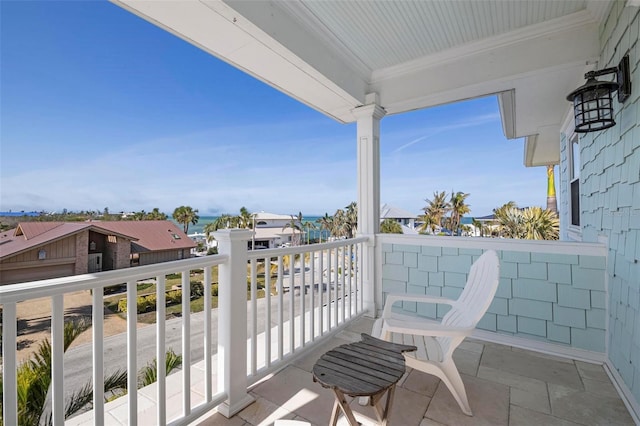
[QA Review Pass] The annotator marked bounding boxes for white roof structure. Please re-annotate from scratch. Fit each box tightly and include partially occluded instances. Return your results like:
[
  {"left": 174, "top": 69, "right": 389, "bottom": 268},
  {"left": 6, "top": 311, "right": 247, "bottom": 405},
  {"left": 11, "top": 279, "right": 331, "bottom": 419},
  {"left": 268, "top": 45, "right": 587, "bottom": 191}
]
[
  {"left": 112, "top": 0, "right": 612, "bottom": 167},
  {"left": 380, "top": 204, "right": 417, "bottom": 220},
  {"left": 253, "top": 212, "right": 294, "bottom": 221}
]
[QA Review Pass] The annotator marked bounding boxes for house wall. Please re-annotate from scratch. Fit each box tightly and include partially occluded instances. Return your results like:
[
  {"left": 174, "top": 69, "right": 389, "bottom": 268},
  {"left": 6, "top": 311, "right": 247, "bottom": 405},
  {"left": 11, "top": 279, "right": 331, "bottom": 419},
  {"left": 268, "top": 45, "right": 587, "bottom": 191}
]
[
  {"left": 563, "top": 0, "right": 640, "bottom": 406},
  {"left": 379, "top": 236, "right": 607, "bottom": 354},
  {"left": 0, "top": 234, "right": 79, "bottom": 284},
  {"left": 139, "top": 249, "right": 187, "bottom": 266},
  {"left": 74, "top": 231, "right": 89, "bottom": 275},
  {"left": 104, "top": 236, "right": 131, "bottom": 270}
]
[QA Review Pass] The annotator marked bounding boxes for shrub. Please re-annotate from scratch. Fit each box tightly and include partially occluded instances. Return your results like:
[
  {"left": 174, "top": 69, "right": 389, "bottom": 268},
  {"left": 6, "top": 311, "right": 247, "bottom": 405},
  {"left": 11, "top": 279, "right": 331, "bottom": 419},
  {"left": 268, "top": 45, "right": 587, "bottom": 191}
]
[
  {"left": 190, "top": 281, "right": 204, "bottom": 298},
  {"left": 166, "top": 290, "right": 182, "bottom": 305},
  {"left": 117, "top": 299, "right": 128, "bottom": 313}
]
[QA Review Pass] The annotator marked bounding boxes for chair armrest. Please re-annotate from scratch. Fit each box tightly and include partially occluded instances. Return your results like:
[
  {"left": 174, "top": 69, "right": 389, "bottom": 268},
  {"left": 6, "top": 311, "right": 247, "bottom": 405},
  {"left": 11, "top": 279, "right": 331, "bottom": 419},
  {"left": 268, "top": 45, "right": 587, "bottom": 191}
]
[
  {"left": 382, "top": 293, "right": 456, "bottom": 319},
  {"left": 383, "top": 318, "right": 473, "bottom": 338}
]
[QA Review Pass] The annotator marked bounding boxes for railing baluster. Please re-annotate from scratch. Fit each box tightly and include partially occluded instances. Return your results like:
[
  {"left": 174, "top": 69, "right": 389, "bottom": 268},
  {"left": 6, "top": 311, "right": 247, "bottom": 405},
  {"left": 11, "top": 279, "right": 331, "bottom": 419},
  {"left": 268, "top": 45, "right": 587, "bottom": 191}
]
[
  {"left": 333, "top": 246, "right": 339, "bottom": 328},
  {"left": 341, "top": 246, "right": 346, "bottom": 323},
  {"left": 277, "top": 256, "right": 284, "bottom": 360},
  {"left": 326, "top": 248, "right": 331, "bottom": 331},
  {"left": 2, "top": 302, "right": 18, "bottom": 426},
  {"left": 157, "top": 274, "right": 167, "bottom": 425},
  {"left": 289, "top": 254, "right": 295, "bottom": 353},
  {"left": 182, "top": 270, "right": 191, "bottom": 417},
  {"left": 300, "top": 254, "right": 306, "bottom": 347},
  {"left": 51, "top": 295, "right": 64, "bottom": 426},
  {"left": 204, "top": 267, "right": 212, "bottom": 402},
  {"left": 126, "top": 280, "right": 138, "bottom": 425},
  {"left": 93, "top": 287, "right": 105, "bottom": 426},
  {"left": 348, "top": 244, "right": 353, "bottom": 319},
  {"left": 250, "top": 258, "right": 257, "bottom": 374},
  {"left": 265, "top": 257, "right": 272, "bottom": 368},
  {"left": 309, "top": 250, "right": 315, "bottom": 341}
]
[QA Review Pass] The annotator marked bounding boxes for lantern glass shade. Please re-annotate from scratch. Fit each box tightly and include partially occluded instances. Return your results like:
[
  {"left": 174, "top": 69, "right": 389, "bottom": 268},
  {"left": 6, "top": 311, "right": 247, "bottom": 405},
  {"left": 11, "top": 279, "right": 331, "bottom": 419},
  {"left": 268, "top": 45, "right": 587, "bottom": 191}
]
[{"left": 567, "top": 77, "right": 619, "bottom": 133}]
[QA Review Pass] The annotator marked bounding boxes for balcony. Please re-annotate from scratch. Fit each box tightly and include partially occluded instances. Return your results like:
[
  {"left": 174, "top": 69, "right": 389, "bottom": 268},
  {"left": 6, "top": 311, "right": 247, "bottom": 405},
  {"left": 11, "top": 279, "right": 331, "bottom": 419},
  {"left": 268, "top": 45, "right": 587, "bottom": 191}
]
[{"left": 2, "top": 231, "right": 637, "bottom": 425}]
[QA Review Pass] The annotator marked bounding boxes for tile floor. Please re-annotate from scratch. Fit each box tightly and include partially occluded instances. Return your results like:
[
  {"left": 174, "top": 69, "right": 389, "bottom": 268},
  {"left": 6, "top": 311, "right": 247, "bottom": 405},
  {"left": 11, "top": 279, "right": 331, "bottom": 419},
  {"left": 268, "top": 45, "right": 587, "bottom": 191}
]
[{"left": 194, "top": 317, "right": 636, "bottom": 426}]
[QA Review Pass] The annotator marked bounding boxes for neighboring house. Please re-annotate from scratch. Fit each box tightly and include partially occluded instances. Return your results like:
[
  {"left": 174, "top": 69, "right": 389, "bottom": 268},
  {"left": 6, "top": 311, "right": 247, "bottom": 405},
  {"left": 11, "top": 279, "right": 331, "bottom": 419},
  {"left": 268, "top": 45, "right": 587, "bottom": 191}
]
[
  {"left": 380, "top": 203, "right": 417, "bottom": 229},
  {"left": 0, "top": 220, "right": 195, "bottom": 285},
  {"left": 251, "top": 212, "right": 299, "bottom": 248}
]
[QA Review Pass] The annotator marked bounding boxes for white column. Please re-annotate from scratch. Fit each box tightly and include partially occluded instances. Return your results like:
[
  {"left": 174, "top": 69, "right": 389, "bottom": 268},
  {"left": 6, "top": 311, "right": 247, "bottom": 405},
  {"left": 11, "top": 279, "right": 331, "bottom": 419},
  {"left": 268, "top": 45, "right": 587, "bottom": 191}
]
[
  {"left": 352, "top": 93, "right": 386, "bottom": 317},
  {"left": 214, "top": 229, "right": 255, "bottom": 417}
]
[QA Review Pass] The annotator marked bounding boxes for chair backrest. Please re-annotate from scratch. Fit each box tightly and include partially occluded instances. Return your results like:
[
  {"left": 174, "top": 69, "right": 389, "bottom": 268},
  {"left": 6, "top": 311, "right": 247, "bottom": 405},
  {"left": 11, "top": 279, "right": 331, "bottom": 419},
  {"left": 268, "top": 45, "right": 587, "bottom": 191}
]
[{"left": 441, "top": 249, "right": 501, "bottom": 329}]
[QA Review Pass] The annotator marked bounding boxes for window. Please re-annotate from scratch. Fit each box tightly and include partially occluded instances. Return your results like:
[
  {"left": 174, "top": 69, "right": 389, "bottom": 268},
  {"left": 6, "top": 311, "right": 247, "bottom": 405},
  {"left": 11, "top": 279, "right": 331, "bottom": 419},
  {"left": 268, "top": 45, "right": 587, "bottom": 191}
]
[{"left": 569, "top": 134, "right": 580, "bottom": 227}]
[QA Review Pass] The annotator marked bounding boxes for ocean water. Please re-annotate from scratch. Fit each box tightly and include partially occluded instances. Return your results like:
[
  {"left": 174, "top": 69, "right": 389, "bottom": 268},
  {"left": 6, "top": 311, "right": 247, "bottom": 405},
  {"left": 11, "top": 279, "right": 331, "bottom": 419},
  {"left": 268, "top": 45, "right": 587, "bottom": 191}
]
[{"left": 175, "top": 216, "right": 326, "bottom": 238}]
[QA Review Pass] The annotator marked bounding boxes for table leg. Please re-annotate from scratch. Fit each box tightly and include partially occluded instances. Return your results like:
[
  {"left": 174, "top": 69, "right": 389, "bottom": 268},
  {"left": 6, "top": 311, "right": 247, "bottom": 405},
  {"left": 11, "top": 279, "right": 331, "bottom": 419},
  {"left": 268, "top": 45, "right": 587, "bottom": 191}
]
[
  {"left": 331, "top": 389, "right": 359, "bottom": 426},
  {"left": 371, "top": 384, "right": 396, "bottom": 426}
]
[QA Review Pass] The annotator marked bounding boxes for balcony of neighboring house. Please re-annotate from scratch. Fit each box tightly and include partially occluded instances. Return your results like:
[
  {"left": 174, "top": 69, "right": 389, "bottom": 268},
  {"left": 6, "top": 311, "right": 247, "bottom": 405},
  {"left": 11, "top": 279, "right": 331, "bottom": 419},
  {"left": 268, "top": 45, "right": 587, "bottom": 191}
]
[{"left": 1, "top": 232, "right": 637, "bottom": 425}]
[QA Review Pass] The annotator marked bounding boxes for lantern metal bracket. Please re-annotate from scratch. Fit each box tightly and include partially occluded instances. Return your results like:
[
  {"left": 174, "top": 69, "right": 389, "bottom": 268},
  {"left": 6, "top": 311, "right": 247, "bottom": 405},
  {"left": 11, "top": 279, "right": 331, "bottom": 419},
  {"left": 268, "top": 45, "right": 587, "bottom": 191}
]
[{"left": 584, "top": 55, "right": 631, "bottom": 103}]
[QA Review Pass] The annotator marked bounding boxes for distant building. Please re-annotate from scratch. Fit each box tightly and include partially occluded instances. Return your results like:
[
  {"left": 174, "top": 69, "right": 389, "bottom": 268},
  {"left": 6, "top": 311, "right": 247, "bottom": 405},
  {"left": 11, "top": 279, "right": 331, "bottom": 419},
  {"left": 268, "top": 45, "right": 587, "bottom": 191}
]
[
  {"left": 0, "top": 220, "right": 195, "bottom": 285},
  {"left": 251, "top": 212, "right": 299, "bottom": 249},
  {"left": 380, "top": 203, "right": 418, "bottom": 234}
]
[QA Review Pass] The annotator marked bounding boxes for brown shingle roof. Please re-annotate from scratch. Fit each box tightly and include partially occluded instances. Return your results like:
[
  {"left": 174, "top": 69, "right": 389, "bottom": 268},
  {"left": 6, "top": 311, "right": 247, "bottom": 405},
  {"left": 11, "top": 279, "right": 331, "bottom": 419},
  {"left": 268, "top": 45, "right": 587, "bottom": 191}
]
[
  {"left": 95, "top": 221, "right": 196, "bottom": 253},
  {"left": 0, "top": 220, "right": 194, "bottom": 260},
  {"left": 0, "top": 222, "right": 135, "bottom": 260}
]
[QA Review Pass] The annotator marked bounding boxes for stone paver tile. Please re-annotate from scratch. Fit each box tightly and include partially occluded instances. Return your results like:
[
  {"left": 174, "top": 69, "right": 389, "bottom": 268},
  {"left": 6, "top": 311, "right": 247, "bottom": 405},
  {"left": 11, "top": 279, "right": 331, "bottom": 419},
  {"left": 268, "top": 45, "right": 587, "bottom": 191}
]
[
  {"left": 291, "top": 336, "right": 350, "bottom": 372},
  {"left": 510, "top": 387, "right": 551, "bottom": 414},
  {"left": 419, "top": 418, "right": 448, "bottom": 426},
  {"left": 251, "top": 365, "right": 336, "bottom": 425},
  {"left": 458, "top": 339, "right": 484, "bottom": 354},
  {"left": 509, "top": 405, "right": 583, "bottom": 426},
  {"left": 575, "top": 361, "right": 610, "bottom": 382},
  {"left": 548, "top": 383, "right": 635, "bottom": 425},
  {"left": 193, "top": 410, "right": 249, "bottom": 426},
  {"left": 582, "top": 377, "right": 620, "bottom": 398},
  {"left": 510, "top": 347, "right": 574, "bottom": 364},
  {"left": 425, "top": 374, "right": 509, "bottom": 426},
  {"left": 237, "top": 396, "right": 296, "bottom": 425},
  {"left": 347, "top": 386, "right": 429, "bottom": 426},
  {"left": 476, "top": 366, "right": 547, "bottom": 395},
  {"left": 402, "top": 369, "right": 441, "bottom": 397},
  {"left": 453, "top": 348, "right": 481, "bottom": 376},
  {"left": 345, "top": 317, "right": 376, "bottom": 335},
  {"left": 480, "top": 346, "right": 583, "bottom": 389}
]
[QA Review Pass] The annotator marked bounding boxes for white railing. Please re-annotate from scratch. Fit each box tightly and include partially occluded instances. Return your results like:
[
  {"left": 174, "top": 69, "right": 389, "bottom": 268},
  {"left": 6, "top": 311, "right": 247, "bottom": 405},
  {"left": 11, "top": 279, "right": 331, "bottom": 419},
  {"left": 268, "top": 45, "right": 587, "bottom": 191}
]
[
  {"left": 1, "top": 254, "right": 228, "bottom": 426},
  {"left": 0, "top": 231, "right": 368, "bottom": 425},
  {"left": 245, "top": 237, "right": 367, "bottom": 384}
]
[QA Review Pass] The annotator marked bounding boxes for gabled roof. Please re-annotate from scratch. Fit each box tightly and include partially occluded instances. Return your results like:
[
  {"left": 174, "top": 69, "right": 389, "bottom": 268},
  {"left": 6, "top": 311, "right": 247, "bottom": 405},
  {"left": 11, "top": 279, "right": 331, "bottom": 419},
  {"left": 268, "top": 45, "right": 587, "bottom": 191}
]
[
  {"left": 254, "top": 212, "right": 295, "bottom": 221},
  {"left": 96, "top": 221, "right": 196, "bottom": 253},
  {"left": 0, "top": 220, "right": 195, "bottom": 260},
  {"left": 380, "top": 203, "right": 417, "bottom": 220},
  {"left": 0, "top": 222, "right": 135, "bottom": 260}
]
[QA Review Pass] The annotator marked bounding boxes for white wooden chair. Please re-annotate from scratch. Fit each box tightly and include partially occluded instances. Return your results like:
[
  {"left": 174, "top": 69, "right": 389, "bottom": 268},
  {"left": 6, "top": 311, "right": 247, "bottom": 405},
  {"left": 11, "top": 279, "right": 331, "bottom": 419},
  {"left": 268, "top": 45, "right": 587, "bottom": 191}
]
[{"left": 372, "top": 249, "right": 500, "bottom": 416}]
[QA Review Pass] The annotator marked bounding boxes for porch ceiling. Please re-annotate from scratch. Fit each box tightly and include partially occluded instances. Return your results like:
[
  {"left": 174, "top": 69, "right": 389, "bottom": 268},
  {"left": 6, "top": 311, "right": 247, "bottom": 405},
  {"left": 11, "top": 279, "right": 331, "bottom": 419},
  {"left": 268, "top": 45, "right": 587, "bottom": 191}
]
[{"left": 112, "top": 0, "right": 612, "bottom": 166}]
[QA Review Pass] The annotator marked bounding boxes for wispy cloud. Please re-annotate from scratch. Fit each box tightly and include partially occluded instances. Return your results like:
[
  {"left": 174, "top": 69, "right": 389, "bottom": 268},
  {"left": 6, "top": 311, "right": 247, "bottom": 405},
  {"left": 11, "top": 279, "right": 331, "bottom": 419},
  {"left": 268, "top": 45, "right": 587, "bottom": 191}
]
[{"left": 392, "top": 112, "right": 501, "bottom": 153}]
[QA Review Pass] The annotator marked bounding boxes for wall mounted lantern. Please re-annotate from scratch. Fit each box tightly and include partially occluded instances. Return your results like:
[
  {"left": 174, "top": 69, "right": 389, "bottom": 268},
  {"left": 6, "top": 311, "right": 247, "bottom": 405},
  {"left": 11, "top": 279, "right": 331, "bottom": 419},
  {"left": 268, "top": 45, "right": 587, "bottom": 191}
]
[
  {"left": 38, "top": 249, "right": 46, "bottom": 260},
  {"left": 566, "top": 54, "right": 631, "bottom": 133}
]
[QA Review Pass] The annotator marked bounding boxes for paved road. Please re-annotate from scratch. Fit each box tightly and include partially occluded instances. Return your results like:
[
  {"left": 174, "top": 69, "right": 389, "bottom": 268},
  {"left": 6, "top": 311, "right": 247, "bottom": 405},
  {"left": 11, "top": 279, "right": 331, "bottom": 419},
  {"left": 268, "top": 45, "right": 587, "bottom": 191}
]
[{"left": 63, "top": 272, "right": 331, "bottom": 399}]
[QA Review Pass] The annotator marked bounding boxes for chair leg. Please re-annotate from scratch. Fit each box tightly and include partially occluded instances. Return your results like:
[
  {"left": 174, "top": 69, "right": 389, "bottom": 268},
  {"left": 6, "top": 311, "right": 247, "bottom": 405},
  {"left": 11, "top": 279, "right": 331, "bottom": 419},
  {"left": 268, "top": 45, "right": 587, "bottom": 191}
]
[{"left": 439, "top": 360, "right": 473, "bottom": 416}]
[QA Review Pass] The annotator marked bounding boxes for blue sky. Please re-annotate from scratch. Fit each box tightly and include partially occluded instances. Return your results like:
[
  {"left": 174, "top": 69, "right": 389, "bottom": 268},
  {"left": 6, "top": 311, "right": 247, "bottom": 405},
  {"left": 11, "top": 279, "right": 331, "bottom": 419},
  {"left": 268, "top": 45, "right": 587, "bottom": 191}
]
[{"left": 1, "top": 1, "right": 546, "bottom": 218}]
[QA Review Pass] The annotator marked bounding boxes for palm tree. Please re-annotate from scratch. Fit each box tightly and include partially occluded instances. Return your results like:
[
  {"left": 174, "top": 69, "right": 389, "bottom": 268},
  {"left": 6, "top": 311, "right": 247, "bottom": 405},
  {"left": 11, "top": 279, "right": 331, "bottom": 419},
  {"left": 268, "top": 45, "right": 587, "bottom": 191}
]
[
  {"left": 11, "top": 320, "right": 128, "bottom": 425},
  {"left": 332, "top": 209, "right": 348, "bottom": 238},
  {"left": 417, "top": 214, "right": 437, "bottom": 234},
  {"left": 422, "top": 191, "right": 450, "bottom": 234},
  {"left": 522, "top": 207, "right": 559, "bottom": 240},
  {"left": 238, "top": 207, "right": 252, "bottom": 229},
  {"left": 302, "top": 220, "right": 317, "bottom": 244},
  {"left": 146, "top": 208, "right": 167, "bottom": 220},
  {"left": 546, "top": 165, "right": 558, "bottom": 213},
  {"left": 282, "top": 212, "right": 304, "bottom": 245},
  {"left": 316, "top": 213, "right": 333, "bottom": 242},
  {"left": 203, "top": 214, "right": 233, "bottom": 243},
  {"left": 471, "top": 218, "right": 485, "bottom": 237},
  {"left": 493, "top": 202, "right": 522, "bottom": 238},
  {"left": 138, "top": 349, "right": 182, "bottom": 388},
  {"left": 449, "top": 191, "right": 471, "bottom": 236},
  {"left": 172, "top": 206, "right": 199, "bottom": 234},
  {"left": 380, "top": 218, "right": 403, "bottom": 234},
  {"left": 344, "top": 202, "right": 358, "bottom": 238}
]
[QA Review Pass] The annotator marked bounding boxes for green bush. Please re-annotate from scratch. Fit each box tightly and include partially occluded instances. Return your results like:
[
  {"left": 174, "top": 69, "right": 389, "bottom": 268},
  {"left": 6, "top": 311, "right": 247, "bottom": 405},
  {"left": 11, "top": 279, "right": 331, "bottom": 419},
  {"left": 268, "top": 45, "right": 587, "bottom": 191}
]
[
  {"left": 190, "top": 281, "right": 204, "bottom": 298},
  {"left": 117, "top": 299, "right": 128, "bottom": 313},
  {"left": 167, "top": 290, "right": 182, "bottom": 305}
]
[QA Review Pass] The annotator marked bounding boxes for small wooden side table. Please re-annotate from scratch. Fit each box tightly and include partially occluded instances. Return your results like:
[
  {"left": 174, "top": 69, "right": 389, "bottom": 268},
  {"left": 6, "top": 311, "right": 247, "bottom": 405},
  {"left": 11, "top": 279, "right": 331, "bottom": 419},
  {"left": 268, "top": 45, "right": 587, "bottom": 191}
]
[{"left": 312, "top": 333, "right": 417, "bottom": 426}]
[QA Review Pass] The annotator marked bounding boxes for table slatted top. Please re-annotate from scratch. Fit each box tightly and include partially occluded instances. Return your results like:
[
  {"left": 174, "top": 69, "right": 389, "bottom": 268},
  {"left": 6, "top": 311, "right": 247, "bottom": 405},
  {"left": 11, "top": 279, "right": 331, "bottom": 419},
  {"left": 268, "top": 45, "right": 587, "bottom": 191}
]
[{"left": 312, "top": 333, "right": 417, "bottom": 397}]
